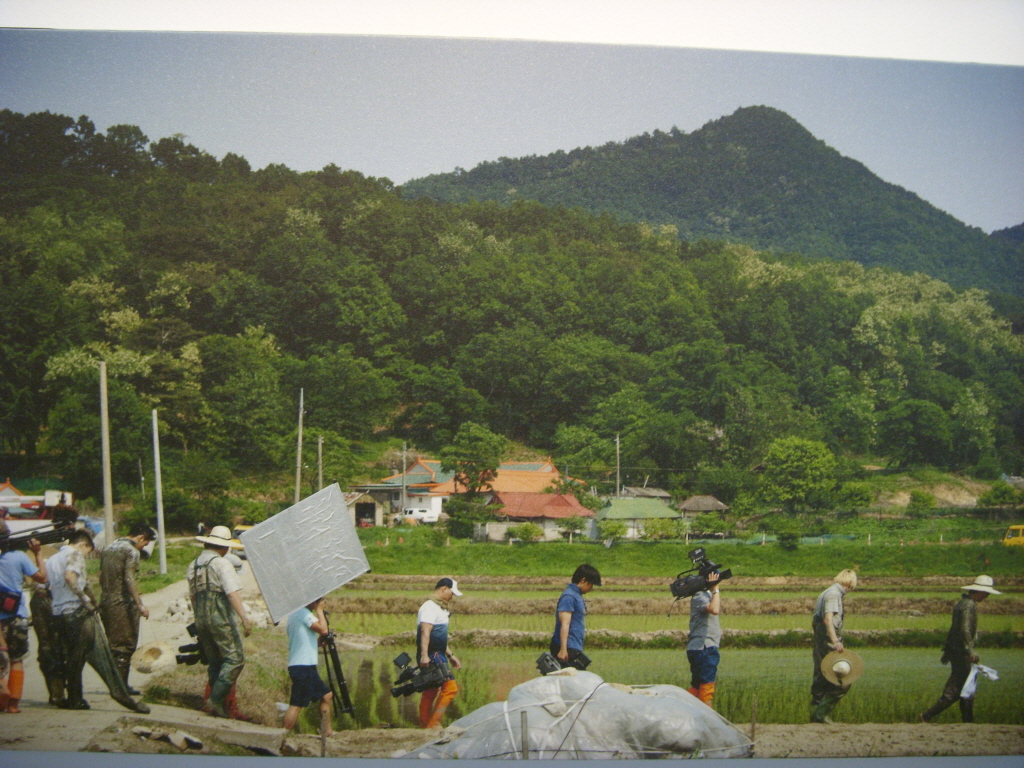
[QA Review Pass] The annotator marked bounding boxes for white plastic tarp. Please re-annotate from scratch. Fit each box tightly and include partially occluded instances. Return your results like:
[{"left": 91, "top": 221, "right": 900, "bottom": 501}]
[
  {"left": 403, "top": 670, "right": 753, "bottom": 759},
  {"left": 240, "top": 483, "right": 369, "bottom": 624}
]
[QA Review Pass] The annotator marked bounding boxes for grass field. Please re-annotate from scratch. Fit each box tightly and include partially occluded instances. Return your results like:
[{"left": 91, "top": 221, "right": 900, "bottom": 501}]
[
  {"left": 331, "top": 611, "right": 1024, "bottom": 636},
  {"left": 329, "top": 647, "right": 1024, "bottom": 729}
]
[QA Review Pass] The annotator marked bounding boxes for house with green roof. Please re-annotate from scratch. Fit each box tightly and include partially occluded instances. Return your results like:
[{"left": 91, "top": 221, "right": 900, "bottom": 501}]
[{"left": 595, "top": 497, "right": 682, "bottom": 539}]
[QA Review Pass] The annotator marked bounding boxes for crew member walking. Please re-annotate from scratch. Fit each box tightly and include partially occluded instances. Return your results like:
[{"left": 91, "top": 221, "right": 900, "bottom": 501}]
[
  {"left": 810, "top": 569, "right": 857, "bottom": 723},
  {"left": 187, "top": 525, "right": 252, "bottom": 719},
  {"left": 920, "top": 575, "right": 1001, "bottom": 723},
  {"left": 99, "top": 523, "right": 156, "bottom": 693},
  {"left": 550, "top": 564, "right": 601, "bottom": 669},
  {"left": 686, "top": 570, "right": 722, "bottom": 708},
  {"left": 417, "top": 577, "right": 462, "bottom": 729}
]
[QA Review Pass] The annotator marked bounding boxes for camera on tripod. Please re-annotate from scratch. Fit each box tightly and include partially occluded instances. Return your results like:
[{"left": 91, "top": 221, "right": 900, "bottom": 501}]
[
  {"left": 176, "top": 622, "right": 207, "bottom": 666},
  {"left": 389, "top": 651, "right": 451, "bottom": 698},
  {"left": 669, "top": 547, "right": 732, "bottom": 600}
]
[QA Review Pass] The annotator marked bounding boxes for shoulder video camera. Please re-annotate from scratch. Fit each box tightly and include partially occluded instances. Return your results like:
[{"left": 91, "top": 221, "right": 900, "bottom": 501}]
[
  {"left": 389, "top": 651, "right": 451, "bottom": 697},
  {"left": 670, "top": 547, "right": 732, "bottom": 600}
]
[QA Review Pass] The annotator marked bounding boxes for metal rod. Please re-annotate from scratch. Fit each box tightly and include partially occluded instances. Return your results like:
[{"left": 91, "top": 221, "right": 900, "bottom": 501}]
[
  {"left": 521, "top": 710, "right": 528, "bottom": 760},
  {"left": 152, "top": 409, "right": 167, "bottom": 575},
  {"left": 99, "top": 360, "right": 114, "bottom": 544},
  {"left": 294, "top": 388, "right": 304, "bottom": 504}
]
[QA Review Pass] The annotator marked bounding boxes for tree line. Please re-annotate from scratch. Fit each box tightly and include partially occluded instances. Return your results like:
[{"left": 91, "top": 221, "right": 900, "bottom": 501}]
[{"left": 1, "top": 109, "right": 1022, "bottom": 527}]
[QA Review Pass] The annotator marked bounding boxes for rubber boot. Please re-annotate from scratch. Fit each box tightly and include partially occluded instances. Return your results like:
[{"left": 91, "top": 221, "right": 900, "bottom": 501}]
[
  {"left": 687, "top": 686, "right": 699, "bottom": 698},
  {"left": 697, "top": 682, "right": 715, "bottom": 708},
  {"left": 959, "top": 696, "right": 974, "bottom": 723},
  {"left": 6, "top": 668, "right": 24, "bottom": 713},
  {"left": 226, "top": 684, "right": 252, "bottom": 721}
]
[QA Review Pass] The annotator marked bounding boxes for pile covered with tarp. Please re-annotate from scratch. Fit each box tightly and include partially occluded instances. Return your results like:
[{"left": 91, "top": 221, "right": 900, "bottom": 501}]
[{"left": 403, "top": 669, "right": 753, "bottom": 759}]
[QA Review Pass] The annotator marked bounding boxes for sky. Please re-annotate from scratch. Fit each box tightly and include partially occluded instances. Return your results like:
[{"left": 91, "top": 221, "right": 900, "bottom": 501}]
[{"left": 1, "top": 8, "right": 1023, "bottom": 233}]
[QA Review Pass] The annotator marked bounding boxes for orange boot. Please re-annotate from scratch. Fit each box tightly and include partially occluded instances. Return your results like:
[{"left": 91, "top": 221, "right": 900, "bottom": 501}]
[
  {"left": 687, "top": 686, "right": 699, "bottom": 698},
  {"left": 226, "top": 684, "right": 252, "bottom": 721},
  {"left": 6, "top": 668, "right": 24, "bottom": 713},
  {"left": 697, "top": 682, "right": 716, "bottom": 708}
]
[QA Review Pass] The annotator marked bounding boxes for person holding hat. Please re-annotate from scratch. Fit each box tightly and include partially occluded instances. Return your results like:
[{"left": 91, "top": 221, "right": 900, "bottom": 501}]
[
  {"left": 416, "top": 577, "right": 462, "bottom": 728},
  {"left": 920, "top": 574, "right": 1001, "bottom": 723},
  {"left": 550, "top": 563, "right": 602, "bottom": 669},
  {"left": 99, "top": 522, "right": 156, "bottom": 694},
  {"left": 810, "top": 568, "right": 857, "bottom": 723},
  {"left": 187, "top": 525, "right": 252, "bottom": 719}
]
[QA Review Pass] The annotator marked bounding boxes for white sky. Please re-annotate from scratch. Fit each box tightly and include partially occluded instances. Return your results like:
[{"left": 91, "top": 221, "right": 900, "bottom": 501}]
[{"left": 1, "top": 1, "right": 1022, "bottom": 232}]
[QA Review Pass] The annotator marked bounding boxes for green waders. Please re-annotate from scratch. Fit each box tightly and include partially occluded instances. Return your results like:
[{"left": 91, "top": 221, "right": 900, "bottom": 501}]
[{"left": 193, "top": 574, "right": 245, "bottom": 716}]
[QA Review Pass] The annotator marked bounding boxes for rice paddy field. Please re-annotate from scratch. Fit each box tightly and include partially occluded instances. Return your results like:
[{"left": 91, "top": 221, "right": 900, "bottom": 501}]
[{"left": 313, "top": 571, "right": 1024, "bottom": 730}]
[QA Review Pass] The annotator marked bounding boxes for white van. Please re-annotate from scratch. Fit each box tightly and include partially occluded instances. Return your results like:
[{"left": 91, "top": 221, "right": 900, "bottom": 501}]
[{"left": 402, "top": 508, "right": 440, "bottom": 524}]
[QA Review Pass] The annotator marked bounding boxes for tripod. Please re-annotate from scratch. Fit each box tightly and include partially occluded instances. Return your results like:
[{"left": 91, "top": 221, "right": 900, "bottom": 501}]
[{"left": 320, "top": 611, "right": 354, "bottom": 718}]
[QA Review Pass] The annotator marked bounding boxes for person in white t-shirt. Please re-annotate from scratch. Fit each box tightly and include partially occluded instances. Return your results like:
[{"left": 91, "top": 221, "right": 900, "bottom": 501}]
[
  {"left": 283, "top": 597, "right": 333, "bottom": 735},
  {"left": 417, "top": 577, "right": 462, "bottom": 728}
]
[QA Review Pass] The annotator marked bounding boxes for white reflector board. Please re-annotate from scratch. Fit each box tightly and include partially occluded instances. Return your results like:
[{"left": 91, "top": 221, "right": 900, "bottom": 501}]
[{"left": 240, "top": 483, "right": 369, "bottom": 624}]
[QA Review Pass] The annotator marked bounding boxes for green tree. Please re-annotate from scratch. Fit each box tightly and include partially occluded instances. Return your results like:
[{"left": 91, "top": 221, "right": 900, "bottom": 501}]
[
  {"left": 506, "top": 523, "right": 544, "bottom": 542},
  {"left": 439, "top": 422, "right": 508, "bottom": 498},
  {"left": 560, "top": 513, "right": 589, "bottom": 542},
  {"left": 758, "top": 436, "right": 837, "bottom": 513},
  {"left": 878, "top": 399, "right": 953, "bottom": 468}
]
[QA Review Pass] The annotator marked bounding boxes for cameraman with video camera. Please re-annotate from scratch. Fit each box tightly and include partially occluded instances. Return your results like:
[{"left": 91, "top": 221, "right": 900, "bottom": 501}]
[
  {"left": 686, "top": 570, "right": 722, "bottom": 708},
  {"left": 416, "top": 577, "right": 462, "bottom": 729}
]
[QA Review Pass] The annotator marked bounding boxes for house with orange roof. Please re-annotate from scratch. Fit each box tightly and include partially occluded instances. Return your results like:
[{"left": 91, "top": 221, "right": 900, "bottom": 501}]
[
  {"left": 485, "top": 490, "right": 594, "bottom": 541},
  {"left": 349, "top": 458, "right": 566, "bottom": 522}
]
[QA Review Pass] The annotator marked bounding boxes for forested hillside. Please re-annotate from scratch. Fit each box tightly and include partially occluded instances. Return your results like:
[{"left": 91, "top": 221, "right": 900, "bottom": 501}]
[
  {"left": 1, "top": 109, "right": 1022, "bottom": 515},
  {"left": 402, "top": 106, "right": 1024, "bottom": 298}
]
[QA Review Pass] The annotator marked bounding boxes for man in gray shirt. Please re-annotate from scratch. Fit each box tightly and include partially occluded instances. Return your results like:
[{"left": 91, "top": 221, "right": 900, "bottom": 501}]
[
  {"left": 686, "top": 571, "right": 722, "bottom": 708},
  {"left": 811, "top": 569, "right": 857, "bottom": 723}
]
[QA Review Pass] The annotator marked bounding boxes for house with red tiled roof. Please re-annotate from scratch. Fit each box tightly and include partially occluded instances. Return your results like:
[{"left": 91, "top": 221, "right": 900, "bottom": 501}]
[
  {"left": 349, "top": 458, "right": 566, "bottom": 523},
  {"left": 484, "top": 491, "right": 594, "bottom": 541}
]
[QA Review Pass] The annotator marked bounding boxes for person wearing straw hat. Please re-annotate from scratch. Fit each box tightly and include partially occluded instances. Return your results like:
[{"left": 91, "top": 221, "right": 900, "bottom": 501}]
[
  {"left": 810, "top": 568, "right": 857, "bottom": 723},
  {"left": 187, "top": 525, "right": 252, "bottom": 719},
  {"left": 920, "top": 575, "right": 1001, "bottom": 723},
  {"left": 99, "top": 522, "right": 156, "bottom": 695}
]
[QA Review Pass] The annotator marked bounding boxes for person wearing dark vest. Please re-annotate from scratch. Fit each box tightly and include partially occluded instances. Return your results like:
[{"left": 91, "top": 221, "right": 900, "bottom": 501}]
[
  {"left": 187, "top": 525, "right": 252, "bottom": 719},
  {"left": 417, "top": 577, "right": 462, "bottom": 728}
]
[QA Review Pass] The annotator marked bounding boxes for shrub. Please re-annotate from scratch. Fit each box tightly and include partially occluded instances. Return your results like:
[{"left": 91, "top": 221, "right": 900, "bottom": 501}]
[
  {"left": 639, "top": 517, "right": 677, "bottom": 540},
  {"left": 978, "top": 481, "right": 1018, "bottom": 507},
  {"left": 506, "top": 523, "right": 544, "bottom": 542},
  {"left": 597, "top": 520, "right": 628, "bottom": 541},
  {"left": 907, "top": 490, "right": 936, "bottom": 516}
]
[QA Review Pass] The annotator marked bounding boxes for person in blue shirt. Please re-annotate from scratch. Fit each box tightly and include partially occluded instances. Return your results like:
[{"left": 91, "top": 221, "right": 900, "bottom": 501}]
[
  {"left": 0, "top": 521, "right": 48, "bottom": 713},
  {"left": 284, "top": 597, "right": 333, "bottom": 736},
  {"left": 550, "top": 564, "right": 601, "bottom": 668}
]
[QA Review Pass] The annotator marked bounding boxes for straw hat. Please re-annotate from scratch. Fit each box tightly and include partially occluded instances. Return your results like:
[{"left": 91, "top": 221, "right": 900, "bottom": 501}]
[
  {"left": 963, "top": 575, "right": 1001, "bottom": 595},
  {"left": 821, "top": 649, "right": 864, "bottom": 686},
  {"left": 131, "top": 641, "right": 178, "bottom": 674},
  {"left": 195, "top": 525, "right": 242, "bottom": 549}
]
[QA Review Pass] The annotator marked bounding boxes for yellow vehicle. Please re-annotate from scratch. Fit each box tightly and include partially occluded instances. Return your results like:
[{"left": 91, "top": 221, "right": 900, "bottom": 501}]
[
  {"left": 1002, "top": 524, "right": 1024, "bottom": 546},
  {"left": 231, "top": 524, "right": 254, "bottom": 558}
]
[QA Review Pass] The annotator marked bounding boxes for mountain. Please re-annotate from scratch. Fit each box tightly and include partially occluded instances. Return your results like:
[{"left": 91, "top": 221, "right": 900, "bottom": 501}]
[{"left": 402, "top": 106, "right": 1022, "bottom": 296}]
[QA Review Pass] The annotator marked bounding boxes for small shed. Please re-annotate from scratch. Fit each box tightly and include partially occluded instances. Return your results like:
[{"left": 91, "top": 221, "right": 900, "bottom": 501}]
[
  {"left": 677, "top": 495, "right": 729, "bottom": 517},
  {"left": 344, "top": 491, "right": 385, "bottom": 528},
  {"left": 596, "top": 497, "right": 681, "bottom": 539}
]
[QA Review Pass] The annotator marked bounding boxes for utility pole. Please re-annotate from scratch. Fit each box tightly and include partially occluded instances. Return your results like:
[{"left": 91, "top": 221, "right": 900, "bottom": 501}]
[
  {"left": 317, "top": 434, "right": 324, "bottom": 490},
  {"left": 152, "top": 410, "right": 167, "bottom": 575},
  {"left": 294, "top": 388, "right": 304, "bottom": 504},
  {"left": 615, "top": 433, "right": 621, "bottom": 497},
  {"left": 401, "top": 442, "right": 408, "bottom": 514},
  {"left": 99, "top": 361, "right": 114, "bottom": 544}
]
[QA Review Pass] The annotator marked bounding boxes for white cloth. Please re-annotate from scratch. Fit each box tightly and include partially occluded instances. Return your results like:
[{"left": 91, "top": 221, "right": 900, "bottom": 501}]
[{"left": 960, "top": 663, "right": 999, "bottom": 698}]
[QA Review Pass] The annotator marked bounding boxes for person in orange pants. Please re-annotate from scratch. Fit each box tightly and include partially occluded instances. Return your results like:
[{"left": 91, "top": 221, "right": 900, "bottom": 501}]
[
  {"left": 686, "top": 571, "right": 723, "bottom": 709},
  {"left": 0, "top": 524, "right": 48, "bottom": 714},
  {"left": 416, "top": 578, "right": 463, "bottom": 728}
]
